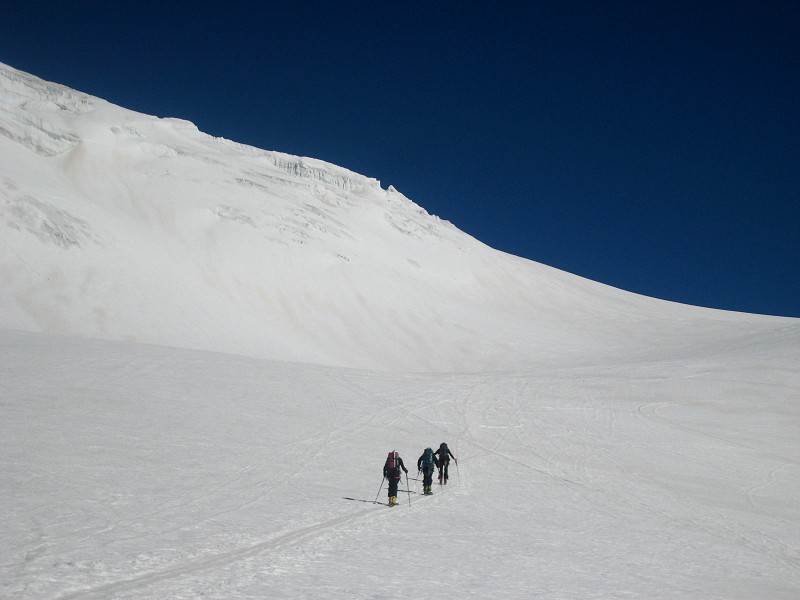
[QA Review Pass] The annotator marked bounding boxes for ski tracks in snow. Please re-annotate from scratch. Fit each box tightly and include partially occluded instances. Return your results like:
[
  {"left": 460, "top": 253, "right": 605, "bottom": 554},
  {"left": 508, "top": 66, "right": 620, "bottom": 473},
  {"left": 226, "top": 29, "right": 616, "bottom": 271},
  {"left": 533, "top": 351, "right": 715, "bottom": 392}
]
[
  {"left": 632, "top": 398, "right": 800, "bottom": 579},
  {"left": 437, "top": 367, "right": 800, "bottom": 585},
  {"left": 47, "top": 373, "right": 447, "bottom": 599},
  {"left": 8, "top": 355, "right": 799, "bottom": 598},
  {"left": 53, "top": 504, "right": 379, "bottom": 600}
]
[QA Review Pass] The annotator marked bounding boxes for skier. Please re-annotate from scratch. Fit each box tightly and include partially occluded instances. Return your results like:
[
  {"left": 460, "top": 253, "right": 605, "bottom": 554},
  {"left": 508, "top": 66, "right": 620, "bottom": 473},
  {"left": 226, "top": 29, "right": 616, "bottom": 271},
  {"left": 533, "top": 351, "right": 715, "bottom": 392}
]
[
  {"left": 434, "top": 442, "right": 456, "bottom": 485},
  {"left": 383, "top": 450, "right": 408, "bottom": 506},
  {"left": 417, "top": 447, "right": 436, "bottom": 495}
]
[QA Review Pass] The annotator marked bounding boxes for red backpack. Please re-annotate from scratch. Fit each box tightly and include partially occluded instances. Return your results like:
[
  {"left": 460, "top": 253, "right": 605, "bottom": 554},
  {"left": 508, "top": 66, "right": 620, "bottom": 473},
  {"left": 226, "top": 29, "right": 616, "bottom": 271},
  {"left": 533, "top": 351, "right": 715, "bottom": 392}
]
[{"left": 386, "top": 451, "right": 401, "bottom": 479}]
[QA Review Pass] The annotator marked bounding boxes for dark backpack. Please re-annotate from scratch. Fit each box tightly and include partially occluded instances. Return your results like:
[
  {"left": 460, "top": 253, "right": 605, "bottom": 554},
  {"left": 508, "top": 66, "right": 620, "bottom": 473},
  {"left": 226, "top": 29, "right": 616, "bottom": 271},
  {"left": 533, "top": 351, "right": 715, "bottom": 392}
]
[
  {"left": 421, "top": 448, "right": 434, "bottom": 471},
  {"left": 386, "top": 451, "right": 401, "bottom": 479},
  {"left": 438, "top": 443, "right": 449, "bottom": 459}
]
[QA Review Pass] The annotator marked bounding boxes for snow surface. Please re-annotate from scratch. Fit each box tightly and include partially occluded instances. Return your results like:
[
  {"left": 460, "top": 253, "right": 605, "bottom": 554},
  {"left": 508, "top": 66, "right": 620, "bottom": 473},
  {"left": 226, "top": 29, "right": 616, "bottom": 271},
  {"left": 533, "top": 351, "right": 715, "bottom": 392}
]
[{"left": 1, "top": 61, "right": 799, "bottom": 598}]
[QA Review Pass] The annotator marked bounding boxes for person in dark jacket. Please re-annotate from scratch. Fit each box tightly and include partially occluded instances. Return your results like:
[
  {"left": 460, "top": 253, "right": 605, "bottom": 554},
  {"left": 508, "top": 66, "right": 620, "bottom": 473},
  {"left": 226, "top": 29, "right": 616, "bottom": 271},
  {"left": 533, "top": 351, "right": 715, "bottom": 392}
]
[
  {"left": 417, "top": 447, "right": 436, "bottom": 495},
  {"left": 383, "top": 450, "right": 408, "bottom": 506},
  {"left": 434, "top": 442, "right": 456, "bottom": 484}
]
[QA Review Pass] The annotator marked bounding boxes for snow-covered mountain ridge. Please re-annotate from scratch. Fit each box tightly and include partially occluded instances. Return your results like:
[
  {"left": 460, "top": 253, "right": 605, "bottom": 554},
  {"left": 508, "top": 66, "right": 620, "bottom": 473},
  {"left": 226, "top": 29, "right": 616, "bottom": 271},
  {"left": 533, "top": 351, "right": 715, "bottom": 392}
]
[{"left": 0, "top": 61, "right": 794, "bottom": 371}]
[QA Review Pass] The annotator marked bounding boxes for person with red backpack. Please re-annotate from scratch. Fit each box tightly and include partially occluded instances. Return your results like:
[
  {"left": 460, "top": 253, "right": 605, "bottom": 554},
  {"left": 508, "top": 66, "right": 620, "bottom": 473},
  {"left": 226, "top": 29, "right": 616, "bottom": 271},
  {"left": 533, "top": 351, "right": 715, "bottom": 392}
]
[
  {"left": 434, "top": 442, "right": 456, "bottom": 485},
  {"left": 383, "top": 450, "right": 408, "bottom": 506}
]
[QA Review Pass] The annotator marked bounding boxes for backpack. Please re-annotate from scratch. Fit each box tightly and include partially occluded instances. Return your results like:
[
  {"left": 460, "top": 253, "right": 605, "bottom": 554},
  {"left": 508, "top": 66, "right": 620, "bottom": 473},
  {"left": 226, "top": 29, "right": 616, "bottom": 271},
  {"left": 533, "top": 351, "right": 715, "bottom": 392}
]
[
  {"left": 386, "top": 451, "right": 401, "bottom": 479},
  {"left": 421, "top": 447, "right": 434, "bottom": 472},
  {"left": 438, "top": 442, "right": 449, "bottom": 458}
]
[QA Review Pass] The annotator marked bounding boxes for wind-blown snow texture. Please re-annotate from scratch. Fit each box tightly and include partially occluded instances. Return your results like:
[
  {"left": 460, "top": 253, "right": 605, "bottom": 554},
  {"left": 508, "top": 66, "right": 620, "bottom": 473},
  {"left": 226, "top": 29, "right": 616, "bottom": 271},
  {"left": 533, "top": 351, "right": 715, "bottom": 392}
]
[{"left": 1, "top": 61, "right": 799, "bottom": 598}]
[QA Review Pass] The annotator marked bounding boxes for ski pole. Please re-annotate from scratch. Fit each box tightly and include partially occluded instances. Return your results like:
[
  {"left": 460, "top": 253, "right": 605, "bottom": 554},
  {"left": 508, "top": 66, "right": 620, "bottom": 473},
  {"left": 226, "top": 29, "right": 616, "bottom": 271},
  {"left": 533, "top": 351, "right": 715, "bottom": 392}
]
[
  {"left": 455, "top": 458, "right": 460, "bottom": 482},
  {"left": 405, "top": 472, "right": 412, "bottom": 506},
  {"left": 374, "top": 476, "right": 385, "bottom": 504}
]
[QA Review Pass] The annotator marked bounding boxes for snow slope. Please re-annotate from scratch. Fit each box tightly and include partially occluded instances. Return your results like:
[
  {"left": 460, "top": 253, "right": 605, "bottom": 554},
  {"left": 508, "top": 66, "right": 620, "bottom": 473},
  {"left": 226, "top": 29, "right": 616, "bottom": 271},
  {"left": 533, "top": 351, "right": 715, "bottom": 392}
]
[
  {"left": 1, "top": 62, "right": 799, "bottom": 598},
  {"left": 0, "top": 61, "right": 789, "bottom": 373},
  {"left": 2, "top": 330, "right": 798, "bottom": 599}
]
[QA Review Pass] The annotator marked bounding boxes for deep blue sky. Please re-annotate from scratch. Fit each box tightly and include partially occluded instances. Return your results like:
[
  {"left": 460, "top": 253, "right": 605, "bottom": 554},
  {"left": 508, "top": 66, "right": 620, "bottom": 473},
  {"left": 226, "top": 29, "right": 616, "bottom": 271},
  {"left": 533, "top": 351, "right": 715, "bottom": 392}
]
[{"left": 3, "top": 2, "right": 798, "bottom": 316}]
